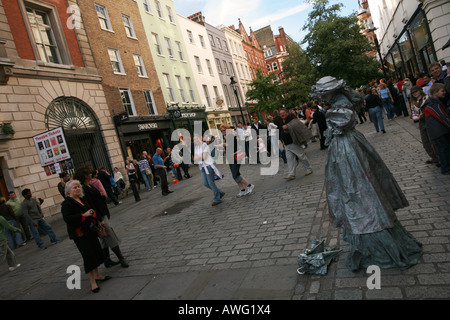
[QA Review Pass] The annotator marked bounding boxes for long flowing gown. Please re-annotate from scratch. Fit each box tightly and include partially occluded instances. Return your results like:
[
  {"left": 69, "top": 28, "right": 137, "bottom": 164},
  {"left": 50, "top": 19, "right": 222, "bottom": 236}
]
[{"left": 324, "top": 92, "right": 423, "bottom": 271}]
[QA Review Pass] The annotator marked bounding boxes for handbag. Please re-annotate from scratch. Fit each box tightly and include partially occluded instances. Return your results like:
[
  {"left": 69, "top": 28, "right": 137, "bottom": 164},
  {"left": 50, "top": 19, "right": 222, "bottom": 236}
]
[
  {"left": 145, "top": 168, "right": 152, "bottom": 175},
  {"left": 96, "top": 223, "right": 107, "bottom": 239},
  {"left": 89, "top": 217, "right": 107, "bottom": 239},
  {"left": 234, "top": 150, "right": 246, "bottom": 161}
]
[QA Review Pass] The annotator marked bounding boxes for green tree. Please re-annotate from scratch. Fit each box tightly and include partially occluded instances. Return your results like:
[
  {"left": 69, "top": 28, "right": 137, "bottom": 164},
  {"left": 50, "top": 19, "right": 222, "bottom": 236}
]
[
  {"left": 245, "top": 69, "right": 281, "bottom": 114},
  {"left": 280, "top": 43, "right": 316, "bottom": 108},
  {"left": 302, "top": 0, "right": 380, "bottom": 88}
]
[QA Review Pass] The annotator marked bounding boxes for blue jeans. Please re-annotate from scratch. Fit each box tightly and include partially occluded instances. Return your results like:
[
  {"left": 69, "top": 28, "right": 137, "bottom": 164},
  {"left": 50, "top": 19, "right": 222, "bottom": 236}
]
[
  {"left": 368, "top": 106, "right": 385, "bottom": 132},
  {"left": 28, "top": 218, "right": 59, "bottom": 248},
  {"left": 140, "top": 170, "right": 152, "bottom": 190},
  {"left": 382, "top": 98, "right": 394, "bottom": 119},
  {"left": 201, "top": 166, "right": 224, "bottom": 202},
  {"left": 6, "top": 220, "right": 24, "bottom": 250}
]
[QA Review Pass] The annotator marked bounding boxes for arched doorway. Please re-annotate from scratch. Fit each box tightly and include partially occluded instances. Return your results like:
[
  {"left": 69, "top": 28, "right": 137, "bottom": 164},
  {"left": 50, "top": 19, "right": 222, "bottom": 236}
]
[{"left": 45, "top": 97, "right": 112, "bottom": 173}]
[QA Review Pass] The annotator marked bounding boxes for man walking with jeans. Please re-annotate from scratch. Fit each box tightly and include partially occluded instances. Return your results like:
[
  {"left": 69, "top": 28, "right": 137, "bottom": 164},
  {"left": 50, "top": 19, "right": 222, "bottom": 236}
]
[
  {"left": 21, "top": 189, "right": 61, "bottom": 250},
  {"left": 153, "top": 148, "right": 173, "bottom": 196},
  {"left": 279, "top": 108, "right": 313, "bottom": 180}
]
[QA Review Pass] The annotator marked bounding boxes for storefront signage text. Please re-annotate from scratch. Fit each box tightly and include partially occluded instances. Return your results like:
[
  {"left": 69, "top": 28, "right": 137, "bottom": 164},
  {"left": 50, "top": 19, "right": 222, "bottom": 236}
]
[
  {"left": 138, "top": 123, "right": 158, "bottom": 131},
  {"left": 181, "top": 113, "right": 197, "bottom": 118}
]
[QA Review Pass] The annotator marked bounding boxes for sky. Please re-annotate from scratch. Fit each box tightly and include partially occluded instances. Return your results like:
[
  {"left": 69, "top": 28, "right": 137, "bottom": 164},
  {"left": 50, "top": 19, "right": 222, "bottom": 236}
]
[{"left": 173, "top": 0, "right": 360, "bottom": 44}]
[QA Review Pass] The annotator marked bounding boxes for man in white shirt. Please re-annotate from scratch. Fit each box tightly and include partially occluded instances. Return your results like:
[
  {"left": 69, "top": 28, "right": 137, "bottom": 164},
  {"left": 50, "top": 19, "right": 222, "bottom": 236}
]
[
  {"left": 193, "top": 135, "right": 225, "bottom": 206},
  {"left": 236, "top": 123, "right": 245, "bottom": 142}
]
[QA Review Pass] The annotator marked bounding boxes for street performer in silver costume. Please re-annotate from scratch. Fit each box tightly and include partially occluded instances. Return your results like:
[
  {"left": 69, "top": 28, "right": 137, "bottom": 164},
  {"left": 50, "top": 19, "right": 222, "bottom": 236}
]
[{"left": 311, "top": 76, "right": 423, "bottom": 271}]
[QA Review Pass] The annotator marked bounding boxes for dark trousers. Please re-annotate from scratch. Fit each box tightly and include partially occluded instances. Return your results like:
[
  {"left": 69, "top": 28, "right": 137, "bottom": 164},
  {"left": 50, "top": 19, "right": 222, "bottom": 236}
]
[
  {"left": 105, "top": 186, "right": 119, "bottom": 205},
  {"left": 156, "top": 168, "right": 169, "bottom": 194},
  {"left": 433, "top": 133, "right": 450, "bottom": 174},
  {"left": 419, "top": 119, "right": 440, "bottom": 163},
  {"left": 16, "top": 215, "right": 32, "bottom": 241},
  {"left": 128, "top": 177, "right": 141, "bottom": 202}
]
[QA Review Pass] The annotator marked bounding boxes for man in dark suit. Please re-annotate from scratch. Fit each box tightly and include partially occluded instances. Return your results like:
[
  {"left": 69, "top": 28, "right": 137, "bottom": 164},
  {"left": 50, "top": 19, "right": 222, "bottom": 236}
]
[{"left": 311, "top": 105, "right": 328, "bottom": 150}]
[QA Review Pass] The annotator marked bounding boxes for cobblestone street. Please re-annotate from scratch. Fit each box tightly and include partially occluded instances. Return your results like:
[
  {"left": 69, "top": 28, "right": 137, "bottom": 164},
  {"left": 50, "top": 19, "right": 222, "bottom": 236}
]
[{"left": 1, "top": 116, "right": 449, "bottom": 300}]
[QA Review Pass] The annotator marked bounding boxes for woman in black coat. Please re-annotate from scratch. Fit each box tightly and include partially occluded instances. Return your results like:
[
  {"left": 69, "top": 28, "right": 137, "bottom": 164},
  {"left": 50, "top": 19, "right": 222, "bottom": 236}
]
[
  {"left": 61, "top": 180, "right": 109, "bottom": 293},
  {"left": 73, "top": 166, "right": 129, "bottom": 268}
]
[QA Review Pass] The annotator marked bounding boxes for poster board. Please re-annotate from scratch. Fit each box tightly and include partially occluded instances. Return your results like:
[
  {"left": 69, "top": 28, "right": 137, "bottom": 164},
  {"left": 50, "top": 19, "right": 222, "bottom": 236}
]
[{"left": 33, "top": 127, "right": 72, "bottom": 175}]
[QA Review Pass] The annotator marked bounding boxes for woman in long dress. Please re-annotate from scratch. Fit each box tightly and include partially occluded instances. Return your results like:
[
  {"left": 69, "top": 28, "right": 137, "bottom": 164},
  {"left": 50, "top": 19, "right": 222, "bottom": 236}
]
[{"left": 311, "top": 76, "right": 423, "bottom": 271}]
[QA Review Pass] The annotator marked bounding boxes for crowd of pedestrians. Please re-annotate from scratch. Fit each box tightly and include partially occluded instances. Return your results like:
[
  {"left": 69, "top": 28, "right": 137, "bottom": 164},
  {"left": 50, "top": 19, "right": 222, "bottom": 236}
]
[{"left": 1, "top": 59, "right": 449, "bottom": 292}]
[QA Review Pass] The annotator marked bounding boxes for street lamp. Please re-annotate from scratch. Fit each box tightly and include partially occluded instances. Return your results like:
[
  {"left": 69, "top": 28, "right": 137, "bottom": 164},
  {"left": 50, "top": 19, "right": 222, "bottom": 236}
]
[
  {"left": 369, "top": 26, "right": 388, "bottom": 79},
  {"left": 230, "top": 76, "right": 245, "bottom": 124}
]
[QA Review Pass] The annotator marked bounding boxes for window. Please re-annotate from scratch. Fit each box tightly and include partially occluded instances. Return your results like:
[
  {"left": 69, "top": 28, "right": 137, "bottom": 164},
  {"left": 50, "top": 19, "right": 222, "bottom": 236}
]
[
  {"left": 229, "top": 62, "right": 235, "bottom": 76},
  {"left": 186, "top": 77, "right": 197, "bottom": 103},
  {"left": 163, "top": 73, "right": 176, "bottom": 102},
  {"left": 155, "top": 0, "right": 163, "bottom": 18},
  {"left": 143, "top": 0, "right": 151, "bottom": 13},
  {"left": 175, "top": 41, "right": 185, "bottom": 61},
  {"left": 208, "top": 34, "right": 215, "bottom": 47},
  {"left": 216, "top": 37, "right": 222, "bottom": 49},
  {"left": 95, "top": 3, "right": 113, "bottom": 31},
  {"left": 108, "top": 48, "right": 125, "bottom": 74},
  {"left": 143, "top": 89, "right": 157, "bottom": 115},
  {"left": 152, "top": 33, "right": 163, "bottom": 55},
  {"left": 194, "top": 56, "right": 202, "bottom": 73},
  {"left": 187, "top": 30, "right": 194, "bottom": 44},
  {"left": 267, "top": 64, "right": 271, "bottom": 72},
  {"left": 166, "top": 6, "right": 174, "bottom": 23},
  {"left": 223, "top": 40, "right": 228, "bottom": 52},
  {"left": 264, "top": 48, "right": 272, "bottom": 58},
  {"left": 122, "top": 15, "right": 136, "bottom": 38},
  {"left": 203, "top": 85, "right": 211, "bottom": 108},
  {"left": 223, "top": 85, "right": 232, "bottom": 106},
  {"left": 175, "top": 75, "right": 188, "bottom": 102},
  {"left": 199, "top": 35, "right": 205, "bottom": 48},
  {"left": 164, "top": 37, "right": 174, "bottom": 58},
  {"left": 213, "top": 86, "right": 220, "bottom": 100},
  {"left": 223, "top": 61, "right": 229, "bottom": 75},
  {"left": 133, "top": 54, "right": 147, "bottom": 77},
  {"left": 119, "top": 88, "right": 136, "bottom": 116},
  {"left": 206, "top": 59, "right": 213, "bottom": 76},
  {"left": 25, "top": 6, "right": 63, "bottom": 64},
  {"left": 272, "top": 62, "right": 278, "bottom": 71},
  {"left": 215, "top": 58, "right": 223, "bottom": 74}
]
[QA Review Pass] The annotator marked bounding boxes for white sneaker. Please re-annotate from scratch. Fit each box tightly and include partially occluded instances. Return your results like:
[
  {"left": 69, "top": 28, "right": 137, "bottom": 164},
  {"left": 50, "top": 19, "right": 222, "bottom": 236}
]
[
  {"left": 9, "top": 264, "right": 21, "bottom": 271},
  {"left": 245, "top": 184, "right": 255, "bottom": 195},
  {"left": 284, "top": 175, "right": 296, "bottom": 180},
  {"left": 236, "top": 190, "right": 246, "bottom": 198},
  {"left": 305, "top": 169, "right": 313, "bottom": 176}
]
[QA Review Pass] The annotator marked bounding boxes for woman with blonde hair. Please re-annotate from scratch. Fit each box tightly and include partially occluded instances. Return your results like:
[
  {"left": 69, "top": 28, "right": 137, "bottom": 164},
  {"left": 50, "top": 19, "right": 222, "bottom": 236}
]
[
  {"left": 220, "top": 124, "right": 255, "bottom": 198},
  {"left": 61, "top": 180, "right": 110, "bottom": 293},
  {"left": 378, "top": 83, "right": 395, "bottom": 119}
]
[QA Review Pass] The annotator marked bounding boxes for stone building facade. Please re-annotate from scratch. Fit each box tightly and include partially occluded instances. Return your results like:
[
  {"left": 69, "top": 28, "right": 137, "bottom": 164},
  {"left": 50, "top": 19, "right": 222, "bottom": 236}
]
[{"left": 0, "top": 0, "right": 123, "bottom": 217}]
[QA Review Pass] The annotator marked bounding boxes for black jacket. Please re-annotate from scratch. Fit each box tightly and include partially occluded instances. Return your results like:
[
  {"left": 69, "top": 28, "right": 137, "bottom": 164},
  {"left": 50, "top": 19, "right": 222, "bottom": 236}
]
[
  {"left": 82, "top": 184, "right": 110, "bottom": 220},
  {"left": 312, "top": 110, "right": 327, "bottom": 132},
  {"left": 61, "top": 197, "right": 101, "bottom": 240}
]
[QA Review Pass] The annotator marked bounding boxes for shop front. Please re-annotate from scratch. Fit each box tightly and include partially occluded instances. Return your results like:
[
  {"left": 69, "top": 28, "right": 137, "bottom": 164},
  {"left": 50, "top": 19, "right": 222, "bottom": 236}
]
[
  {"left": 382, "top": 7, "right": 437, "bottom": 79},
  {"left": 206, "top": 111, "right": 233, "bottom": 130},
  {"left": 168, "top": 106, "right": 209, "bottom": 136},
  {"left": 114, "top": 113, "right": 173, "bottom": 160}
]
